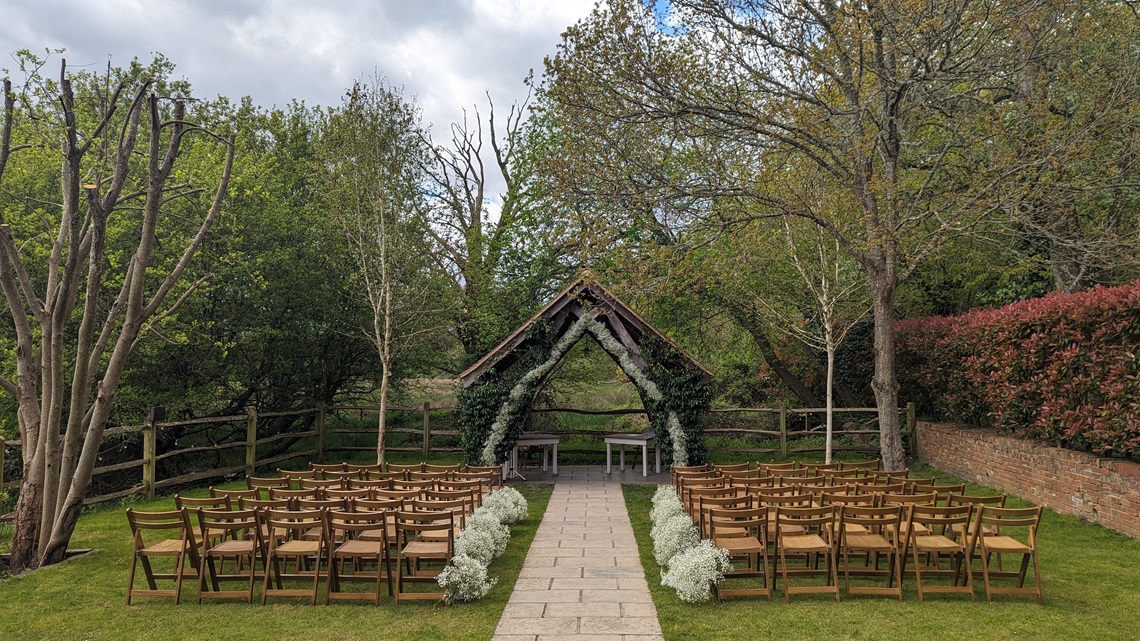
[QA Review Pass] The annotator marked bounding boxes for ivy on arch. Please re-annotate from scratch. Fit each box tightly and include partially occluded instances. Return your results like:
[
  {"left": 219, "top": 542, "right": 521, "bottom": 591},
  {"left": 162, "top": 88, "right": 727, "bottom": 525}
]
[{"left": 457, "top": 276, "right": 715, "bottom": 468}]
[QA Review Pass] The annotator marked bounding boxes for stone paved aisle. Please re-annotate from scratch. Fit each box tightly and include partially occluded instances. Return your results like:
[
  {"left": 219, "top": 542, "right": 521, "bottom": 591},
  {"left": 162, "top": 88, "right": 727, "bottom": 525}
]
[{"left": 492, "top": 467, "right": 665, "bottom": 641}]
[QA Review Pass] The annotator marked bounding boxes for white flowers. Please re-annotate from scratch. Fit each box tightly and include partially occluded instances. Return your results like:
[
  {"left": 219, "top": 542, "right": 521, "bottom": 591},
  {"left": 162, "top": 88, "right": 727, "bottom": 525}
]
[
  {"left": 438, "top": 487, "right": 528, "bottom": 602},
  {"left": 649, "top": 484, "right": 729, "bottom": 603},
  {"left": 661, "top": 541, "right": 731, "bottom": 603},
  {"left": 482, "top": 486, "right": 529, "bottom": 525}
]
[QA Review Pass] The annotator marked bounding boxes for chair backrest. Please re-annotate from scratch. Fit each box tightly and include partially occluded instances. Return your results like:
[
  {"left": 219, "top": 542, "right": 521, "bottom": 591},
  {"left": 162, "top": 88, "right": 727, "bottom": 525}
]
[
  {"left": 756, "top": 461, "right": 798, "bottom": 474},
  {"left": 817, "top": 468, "right": 861, "bottom": 482},
  {"left": 901, "top": 477, "right": 937, "bottom": 493},
  {"left": 325, "top": 488, "right": 371, "bottom": 501},
  {"left": 174, "top": 494, "right": 231, "bottom": 511},
  {"left": 269, "top": 488, "right": 322, "bottom": 502},
  {"left": 387, "top": 462, "right": 425, "bottom": 474},
  {"left": 345, "top": 463, "right": 384, "bottom": 475},
  {"left": 297, "top": 497, "right": 349, "bottom": 512},
  {"left": 906, "top": 503, "right": 973, "bottom": 536},
  {"left": 126, "top": 508, "right": 196, "bottom": 552},
  {"left": 247, "top": 476, "right": 290, "bottom": 491},
  {"left": 409, "top": 471, "right": 450, "bottom": 482},
  {"left": 426, "top": 488, "right": 477, "bottom": 504},
  {"left": 197, "top": 508, "right": 260, "bottom": 546},
  {"left": 352, "top": 497, "right": 404, "bottom": 513},
  {"left": 411, "top": 497, "right": 468, "bottom": 519},
  {"left": 721, "top": 468, "right": 762, "bottom": 480},
  {"left": 819, "top": 489, "right": 875, "bottom": 507},
  {"left": 768, "top": 467, "right": 813, "bottom": 479},
  {"left": 210, "top": 487, "right": 260, "bottom": 501},
  {"left": 465, "top": 464, "right": 501, "bottom": 475},
  {"left": 756, "top": 492, "right": 813, "bottom": 512},
  {"left": 707, "top": 505, "right": 768, "bottom": 541},
  {"left": 300, "top": 478, "right": 345, "bottom": 491},
  {"left": 974, "top": 505, "right": 1041, "bottom": 543},
  {"left": 910, "top": 482, "right": 966, "bottom": 503},
  {"left": 328, "top": 509, "right": 388, "bottom": 542},
  {"left": 310, "top": 462, "right": 347, "bottom": 474},
  {"left": 276, "top": 469, "right": 316, "bottom": 481},
  {"left": 264, "top": 508, "right": 327, "bottom": 543},
  {"left": 729, "top": 476, "right": 777, "bottom": 491},
  {"left": 878, "top": 491, "right": 937, "bottom": 507},
  {"left": 394, "top": 509, "right": 454, "bottom": 546},
  {"left": 837, "top": 504, "right": 902, "bottom": 537},
  {"left": 712, "top": 462, "right": 751, "bottom": 473},
  {"left": 801, "top": 462, "right": 838, "bottom": 472},
  {"left": 774, "top": 504, "right": 837, "bottom": 540},
  {"left": 424, "top": 463, "right": 461, "bottom": 474},
  {"left": 671, "top": 463, "right": 711, "bottom": 475},
  {"left": 238, "top": 497, "right": 291, "bottom": 512},
  {"left": 838, "top": 459, "right": 881, "bottom": 472},
  {"left": 948, "top": 493, "right": 1006, "bottom": 509},
  {"left": 349, "top": 478, "right": 393, "bottom": 491},
  {"left": 392, "top": 479, "right": 435, "bottom": 493},
  {"left": 324, "top": 470, "right": 362, "bottom": 483},
  {"left": 698, "top": 493, "right": 753, "bottom": 536},
  {"left": 857, "top": 481, "right": 905, "bottom": 496},
  {"left": 365, "top": 470, "right": 406, "bottom": 482},
  {"left": 374, "top": 488, "right": 423, "bottom": 502}
]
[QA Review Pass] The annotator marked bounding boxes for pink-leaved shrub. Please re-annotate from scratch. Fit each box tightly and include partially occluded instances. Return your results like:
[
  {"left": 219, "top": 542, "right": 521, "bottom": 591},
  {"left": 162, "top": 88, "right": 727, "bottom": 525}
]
[{"left": 896, "top": 280, "right": 1140, "bottom": 459}]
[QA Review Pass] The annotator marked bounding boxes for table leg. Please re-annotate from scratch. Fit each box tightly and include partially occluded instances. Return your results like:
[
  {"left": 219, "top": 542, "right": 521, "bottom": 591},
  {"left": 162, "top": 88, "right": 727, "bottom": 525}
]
[
  {"left": 655, "top": 443, "right": 661, "bottom": 473},
  {"left": 552, "top": 443, "right": 558, "bottom": 476},
  {"left": 620, "top": 444, "right": 626, "bottom": 470},
  {"left": 542, "top": 445, "right": 548, "bottom": 472},
  {"left": 606, "top": 442, "right": 612, "bottom": 474},
  {"left": 642, "top": 444, "right": 648, "bottom": 477}
]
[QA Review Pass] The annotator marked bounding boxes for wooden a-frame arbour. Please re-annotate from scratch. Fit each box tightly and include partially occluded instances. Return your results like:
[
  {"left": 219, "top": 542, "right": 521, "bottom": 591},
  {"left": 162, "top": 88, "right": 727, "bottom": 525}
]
[{"left": 459, "top": 274, "right": 714, "bottom": 467}]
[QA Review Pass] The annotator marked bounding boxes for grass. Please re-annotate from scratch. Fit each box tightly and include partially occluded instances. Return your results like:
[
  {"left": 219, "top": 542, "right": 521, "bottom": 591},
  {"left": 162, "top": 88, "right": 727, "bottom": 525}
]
[
  {"left": 0, "top": 481, "right": 552, "bottom": 641},
  {"left": 624, "top": 465, "right": 1140, "bottom": 641}
]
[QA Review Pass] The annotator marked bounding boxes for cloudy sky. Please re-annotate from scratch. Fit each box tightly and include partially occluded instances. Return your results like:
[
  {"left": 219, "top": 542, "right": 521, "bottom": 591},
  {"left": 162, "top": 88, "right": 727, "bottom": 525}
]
[{"left": 0, "top": 0, "right": 597, "bottom": 136}]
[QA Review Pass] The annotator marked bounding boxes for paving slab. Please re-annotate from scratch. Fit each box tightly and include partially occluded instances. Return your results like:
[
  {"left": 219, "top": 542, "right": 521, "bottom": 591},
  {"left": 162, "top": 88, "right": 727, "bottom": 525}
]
[{"left": 491, "top": 466, "right": 664, "bottom": 641}]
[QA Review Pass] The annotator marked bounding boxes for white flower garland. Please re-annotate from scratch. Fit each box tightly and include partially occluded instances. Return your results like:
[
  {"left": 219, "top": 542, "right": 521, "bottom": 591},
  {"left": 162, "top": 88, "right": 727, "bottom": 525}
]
[{"left": 480, "top": 312, "right": 690, "bottom": 467}]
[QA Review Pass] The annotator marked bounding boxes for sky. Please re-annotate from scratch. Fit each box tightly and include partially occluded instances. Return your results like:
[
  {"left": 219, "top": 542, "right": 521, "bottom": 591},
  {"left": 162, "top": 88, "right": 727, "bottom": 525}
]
[{"left": 0, "top": 0, "right": 597, "bottom": 137}]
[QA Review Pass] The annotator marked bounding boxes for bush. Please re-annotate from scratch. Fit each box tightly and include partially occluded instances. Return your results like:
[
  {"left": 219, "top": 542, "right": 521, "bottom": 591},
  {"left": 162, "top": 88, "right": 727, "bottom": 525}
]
[
  {"left": 437, "top": 554, "right": 497, "bottom": 603},
  {"left": 482, "top": 486, "right": 529, "bottom": 525},
  {"left": 652, "top": 513, "right": 699, "bottom": 568},
  {"left": 897, "top": 280, "right": 1140, "bottom": 458},
  {"left": 660, "top": 540, "right": 731, "bottom": 603}
]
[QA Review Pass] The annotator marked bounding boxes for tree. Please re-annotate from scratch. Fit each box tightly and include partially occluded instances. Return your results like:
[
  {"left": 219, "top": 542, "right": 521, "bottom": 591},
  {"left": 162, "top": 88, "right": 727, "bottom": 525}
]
[
  {"left": 422, "top": 91, "right": 572, "bottom": 357},
  {"left": 539, "top": 0, "right": 1046, "bottom": 469},
  {"left": 0, "top": 57, "right": 233, "bottom": 571},
  {"left": 322, "top": 78, "right": 453, "bottom": 465}
]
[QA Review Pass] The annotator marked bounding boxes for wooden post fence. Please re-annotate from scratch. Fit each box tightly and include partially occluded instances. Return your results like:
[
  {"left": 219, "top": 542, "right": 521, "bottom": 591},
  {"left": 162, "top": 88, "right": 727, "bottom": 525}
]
[
  {"left": 0, "top": 436, "right": 5, "bottom": 490},
  {"left": 316, "top": 403, "right": 327, "bottom": 463},
  {"left": 422, "top": 401, "right": 431, "bottom": 458},
  {"left": 778, "top": 404, "right": 788, "bottom": 459},
  {"left": 142, "top": 408, "right": 158, "bottom": 500},
  {"left": 245, "top": 407, "right": 258, "bottom": 477}
]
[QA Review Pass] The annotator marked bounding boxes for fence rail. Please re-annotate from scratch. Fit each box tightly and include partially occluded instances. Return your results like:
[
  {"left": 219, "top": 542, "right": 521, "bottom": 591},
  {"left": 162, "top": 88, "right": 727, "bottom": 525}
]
[{"left": 0, "top": 401, "right": 915, "bottom": 505}]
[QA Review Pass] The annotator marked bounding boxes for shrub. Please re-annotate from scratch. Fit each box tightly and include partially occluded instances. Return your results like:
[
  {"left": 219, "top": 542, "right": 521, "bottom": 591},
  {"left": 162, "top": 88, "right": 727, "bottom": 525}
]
[
  {"left": 459, "top": 509, "right": 511, "bottom": 562},
  {"left": 652, "top": 513, "right": 699, "bottom": 568},
  {"left": 650, "top": 485, "right": 684, "bottom": 525},
  {"left": 437, "top": 553, "right": 497, "bottom": 603},
  {"left": 482, "top": 486, "right": 529, "bottom": 525},
  {"left": 897, "top": 280, "right": 1140, "bottom": 458},
  {"left": 660, "top": 540, "right": 731, "bottom": 603}
]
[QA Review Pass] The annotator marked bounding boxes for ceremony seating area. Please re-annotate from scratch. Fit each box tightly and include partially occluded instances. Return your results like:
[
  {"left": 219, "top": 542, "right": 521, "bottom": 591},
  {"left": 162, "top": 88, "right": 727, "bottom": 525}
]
[
  {"left": 670, "top": 461, "right": 1043, "bottom": 603},
  {"left": 126, "top": 461, "right": 502, "bottom": 605}
]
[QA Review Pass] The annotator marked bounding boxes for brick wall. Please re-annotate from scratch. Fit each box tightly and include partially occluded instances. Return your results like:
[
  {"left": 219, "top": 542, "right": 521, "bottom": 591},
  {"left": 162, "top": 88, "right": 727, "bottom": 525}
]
[{"left": 917, "top": 421, "right": 1140, "bottom": 538}]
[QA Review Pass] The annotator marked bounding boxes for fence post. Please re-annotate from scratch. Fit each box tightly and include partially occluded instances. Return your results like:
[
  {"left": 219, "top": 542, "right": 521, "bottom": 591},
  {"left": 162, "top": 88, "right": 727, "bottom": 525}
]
[
  {"left": 316, "top": 403, "right": 327, "bottom": 463},
  {"left": 142, "top": 407, "right": 158, "bottom": 500},
  {"left": 0, "top": 436, "right": 5, "bottom": 489},
  {"left": 906, "top": 402, "right": 917, "bottom": 456},
  {"left": 778, "top": 404, "right": 787, "bottom": 459},
  {"left": 246, "top": 407, "right": 258, "bottom": 477},
  {"left": 422, "top": 401, "right": 431, "bottom": 458}
]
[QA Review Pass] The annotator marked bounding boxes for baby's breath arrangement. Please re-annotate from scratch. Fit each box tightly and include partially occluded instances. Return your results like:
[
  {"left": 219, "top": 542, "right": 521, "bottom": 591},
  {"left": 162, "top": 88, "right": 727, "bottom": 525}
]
[
  {"left": 438, "top": 487, "right": 528, "bottom": 603},
  {"left": 661, "top": 540, "right": 731, "bottom": 603}
]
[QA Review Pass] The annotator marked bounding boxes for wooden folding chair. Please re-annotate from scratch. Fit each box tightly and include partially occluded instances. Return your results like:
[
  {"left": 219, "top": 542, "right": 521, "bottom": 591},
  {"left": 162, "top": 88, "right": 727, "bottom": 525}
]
[
  {"left": 394, "top": 509, "right": 454, "bottom": 603},
  {"left": 801, "top": 462, "right": 838, "bottom": 474},
  {"left": 774, "top": 504, "right": 839, "bottom": 602},
  {"left": 276, "top": 469, "right": 316, "bottom": 486},
  {"left": 838, "top": 459, "right": 881, "bottom": 472},
  {"left": 948, "top": 493, "right": 1007, "bottom": 543},
  {"left": 904, "top": 503, "right": 975, "bottom": 602},
  {"left": 261, "top": 509, "right": 329, "bottom": 605},
  {"left": 424, "top": 463, "right": 461, "bottom": 474},
  {"left": 300, "top": 478, "right": 345, "bottom": 492},
  {"left": 246, "top": 476, "right": 290, "bottom": 498},
  {"left": 346, "top": 463, "right": 384, "bottom": 476},
  {"left": 373, "top": 488, "right": 424, "bottom": 503},
  {"left": 324, "top": 470, "right": 363, "bottom": 484},
  {"left": 125, "top": 509, "right": 200, "bottom": 605},
  {"left": 269, "top": 487, "right": 322, "bottom": 503},
  {"left": 869, "top": 469, "right": 909, "bottom": 484},
  {"left": 409, "top": 471, "right": 450, "bottom": 483},
  {"left": 209, "top": 487, "right": 260, "bottom": 502},
  {"left": 196, "top": 508, "right": 262, "bottom": 603},
  {"left": 697, "top": 492, "right": 750, "bottom": 539},
  {"left": 709, "top": 505, "right": 771, "bottom": 601},
  {"left": 387, "top": 462, "right": 425, "bottom": 475},
  {"left": 392, "top": 479, "right": 435, "bottom": 493},
  {"left": 350, "top": 478, "right": 393, "bottom": 491},
  {"left": 756, "top": 461, "right": 798, "bottom": 475},
  {"left": 327, "top": 510, "right": 393, "bottom": 604},
  {"left": 910, "top": 482, "right": 966, "bottom": 505},
  {"left": 971, "top": 505, "right": 1043, "bottom": 603},
  {"left": 712, "top": 462, "right": 751, "bottom": 473},
  {"left": 310, "top": 461, "right": 347, "bottom": 477},
  {"left": 325, "top": 488, "right": 372, "bottom": 501},
  {"left": 364, "top": 470, "right": 407, "bottom": 483},
  {"left": 837, "top": 504, "right": 903, "bottom": 600}
]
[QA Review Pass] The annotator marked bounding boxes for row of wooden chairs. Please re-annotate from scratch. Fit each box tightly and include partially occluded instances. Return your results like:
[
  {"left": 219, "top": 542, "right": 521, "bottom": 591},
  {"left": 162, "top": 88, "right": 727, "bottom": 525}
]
[
  {"left": 244, "top": 473, "right": 498, "bottom": 497},
  {"left": 680, "top": 485, "right": 1042, "bottom": 603},
  {"left": 270, "top": 461, "right": 503, "bottom": 484},
  {"left": 259, "top": 468, "right": 501, "bottom": 491},
  {"left": 127, "top": 496, "right": 472, "bottom": 605}
]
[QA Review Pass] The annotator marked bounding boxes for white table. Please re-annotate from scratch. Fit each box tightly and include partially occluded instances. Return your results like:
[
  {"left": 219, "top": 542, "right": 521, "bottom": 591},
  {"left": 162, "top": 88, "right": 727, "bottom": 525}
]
[
  {"left": 605, "top": 432, "right": 660, "bottom": 477},
  {"left": 510, "top": 432, "right": 561, "bottom": 478}
]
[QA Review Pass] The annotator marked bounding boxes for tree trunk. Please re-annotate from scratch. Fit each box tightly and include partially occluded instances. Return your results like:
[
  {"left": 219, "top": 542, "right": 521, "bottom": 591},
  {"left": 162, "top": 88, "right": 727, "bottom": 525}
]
[
  {"left": 869, "top": 274, "right": 905, "bottom": 471},
  {"left": 825, "top": 344, "right": 834, "bottom": 465},
  {"left": 376, "top": 376, "right": 388, "bottom": 466}
]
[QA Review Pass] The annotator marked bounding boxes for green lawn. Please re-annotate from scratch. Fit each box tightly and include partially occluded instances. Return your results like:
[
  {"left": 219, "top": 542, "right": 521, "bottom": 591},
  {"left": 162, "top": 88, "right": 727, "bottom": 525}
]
[
  {"left": 0, "top": 482, "right": 552, "bottom": 641},
  {"left": 624, "top": 467, "right": 1140, "bottom": 641}
]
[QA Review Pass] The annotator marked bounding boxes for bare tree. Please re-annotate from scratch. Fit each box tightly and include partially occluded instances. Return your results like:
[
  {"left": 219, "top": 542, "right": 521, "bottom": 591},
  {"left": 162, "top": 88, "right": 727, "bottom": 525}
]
[
  {"left": 0, "top": 60, "right": 233, "bottom": 571},
  {"left": 322, "top": 79, "right": 452, "bottom": 464}
]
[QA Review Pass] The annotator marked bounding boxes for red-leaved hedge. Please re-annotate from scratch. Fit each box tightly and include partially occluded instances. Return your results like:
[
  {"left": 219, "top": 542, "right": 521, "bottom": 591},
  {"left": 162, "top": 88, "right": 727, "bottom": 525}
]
[{"left": 896, "top": 280, "right": 1140, "bottom": 459}]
